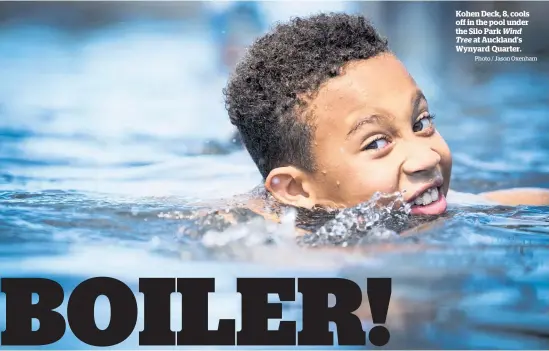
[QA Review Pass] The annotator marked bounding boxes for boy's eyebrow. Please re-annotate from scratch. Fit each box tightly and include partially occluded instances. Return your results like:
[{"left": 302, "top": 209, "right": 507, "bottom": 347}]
[
  {"left": 346, "top": 89, "right": 427, "bottom": 139},
  {"left": 346, "top": 114, "right": 390, "bottom": 139}
]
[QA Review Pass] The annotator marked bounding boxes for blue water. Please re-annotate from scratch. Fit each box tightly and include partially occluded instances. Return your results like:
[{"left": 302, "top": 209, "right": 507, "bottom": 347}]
[{"left": 1, "top": 19, "right": 549, "bottom": 350}]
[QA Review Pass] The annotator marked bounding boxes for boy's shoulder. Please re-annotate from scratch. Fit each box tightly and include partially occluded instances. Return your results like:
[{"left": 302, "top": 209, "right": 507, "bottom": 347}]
[
  {"left": 448, "top": 188, "right": 549, "bottom": 206},
  {"left": 189, "top": 185, "right": 282, "bottom": 225},
  {"left": 445, "top": 189, "right": 498, "bottom": 205}
]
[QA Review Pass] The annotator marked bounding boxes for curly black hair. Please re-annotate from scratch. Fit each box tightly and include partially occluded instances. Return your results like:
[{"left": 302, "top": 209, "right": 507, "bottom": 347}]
[{"left": 223, "top": 13, "right": 389, "bottom": 179}]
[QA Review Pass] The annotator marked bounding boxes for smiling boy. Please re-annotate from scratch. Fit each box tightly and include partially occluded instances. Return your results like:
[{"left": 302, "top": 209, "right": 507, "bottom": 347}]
[{"left": 223, "top": 13, "right": 549, "bottom": 218}]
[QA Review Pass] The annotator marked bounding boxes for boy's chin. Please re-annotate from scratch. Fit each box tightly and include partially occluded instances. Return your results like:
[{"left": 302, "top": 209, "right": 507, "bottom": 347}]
[{"left": 409, "top": 194, "right": 448, "bottom": 216}]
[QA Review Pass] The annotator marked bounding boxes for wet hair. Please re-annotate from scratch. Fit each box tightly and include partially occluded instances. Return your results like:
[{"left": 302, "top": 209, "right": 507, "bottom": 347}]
[{"left": 223, "top": 13, "right": 389, "bottom": 179}]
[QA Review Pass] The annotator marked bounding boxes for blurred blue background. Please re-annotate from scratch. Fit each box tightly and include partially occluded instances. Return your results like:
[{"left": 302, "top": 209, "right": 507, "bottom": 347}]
[{"left": 1, "top": 1, "right": 549, "bottom": 349}]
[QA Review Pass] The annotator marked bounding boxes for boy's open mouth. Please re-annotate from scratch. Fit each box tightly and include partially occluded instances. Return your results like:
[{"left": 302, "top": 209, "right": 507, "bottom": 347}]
[{"left": 406, "top": 179, "right": 447, "bottom": 215}]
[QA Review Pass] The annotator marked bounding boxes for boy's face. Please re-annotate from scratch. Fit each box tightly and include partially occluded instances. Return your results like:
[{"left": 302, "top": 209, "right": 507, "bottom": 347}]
[{"left": 267, "top": 53, "right": 452, "bottom": 215}]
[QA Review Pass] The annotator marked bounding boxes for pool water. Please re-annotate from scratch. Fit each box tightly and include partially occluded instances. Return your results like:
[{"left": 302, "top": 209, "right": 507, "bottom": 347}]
[{"left": 1, "top": 21, "right": 549, "bottom": 349}]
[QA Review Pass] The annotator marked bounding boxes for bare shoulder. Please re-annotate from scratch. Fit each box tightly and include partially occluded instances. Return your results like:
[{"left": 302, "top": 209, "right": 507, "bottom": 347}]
[
  {"left": 187, "top": 186, "right": 282, "bottom": 224},
  {"left": 477, "top": 187, "right": 549, "bottom": 206}
]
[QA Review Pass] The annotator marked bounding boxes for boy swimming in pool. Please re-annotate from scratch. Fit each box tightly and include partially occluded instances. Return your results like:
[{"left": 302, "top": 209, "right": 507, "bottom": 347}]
[{"left": 221, "top": 13, "right": 549, "bottom": 222}]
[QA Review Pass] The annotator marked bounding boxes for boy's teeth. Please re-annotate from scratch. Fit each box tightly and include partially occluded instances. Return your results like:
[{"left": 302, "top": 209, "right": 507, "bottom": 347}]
[
  {"left": 413, "top": 187, "right": 440, "bottom": 206},
  {"left": 431, "top": 187, "right": 439, "bottom": 201}
]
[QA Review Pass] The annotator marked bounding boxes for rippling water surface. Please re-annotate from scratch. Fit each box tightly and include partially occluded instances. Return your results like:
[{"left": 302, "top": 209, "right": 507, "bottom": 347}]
[{"left": 1, "top": 21, "right": 549, "bottom": 349}]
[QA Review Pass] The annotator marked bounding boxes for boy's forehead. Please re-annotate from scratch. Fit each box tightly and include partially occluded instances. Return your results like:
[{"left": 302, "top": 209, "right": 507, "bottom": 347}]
[{"left": 311, "top": 54, "right": 419, "bottom": 124}]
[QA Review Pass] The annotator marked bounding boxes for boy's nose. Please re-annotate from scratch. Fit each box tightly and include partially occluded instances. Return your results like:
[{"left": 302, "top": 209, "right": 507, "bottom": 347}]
[{"left": 402, "top": 146, "right": 441, "bottom": 175}]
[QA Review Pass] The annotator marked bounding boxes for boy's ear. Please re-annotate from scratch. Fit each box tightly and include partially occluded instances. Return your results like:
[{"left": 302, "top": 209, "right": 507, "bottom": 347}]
[{"left": 265, "top": 166, "right": 316, "bottom": 209}]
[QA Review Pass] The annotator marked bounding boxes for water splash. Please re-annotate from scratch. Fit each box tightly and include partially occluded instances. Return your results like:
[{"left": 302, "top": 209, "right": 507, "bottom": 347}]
[
  {"left": 201, "top": 207, "right": 297, "bottom": 248},
  {"left": 165, "top": 206, "right": 299, "bottom": 262},
  {"left": 298, "top": 191, "right": 412, "bottom": 247},
  {"left": 173, "top": 190, "right": 413, "bottom": 255}
]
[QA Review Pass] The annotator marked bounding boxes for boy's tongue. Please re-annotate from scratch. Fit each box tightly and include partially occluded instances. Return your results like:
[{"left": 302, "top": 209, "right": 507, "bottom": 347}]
[{"left": 410, "top": 194, "right": 447, "bottom": 215}]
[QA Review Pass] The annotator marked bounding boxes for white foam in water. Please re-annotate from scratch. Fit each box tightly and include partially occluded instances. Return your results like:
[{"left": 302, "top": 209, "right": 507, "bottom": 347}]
[{"left": 201, "top": 207, "right": 297, "bottom": 248}]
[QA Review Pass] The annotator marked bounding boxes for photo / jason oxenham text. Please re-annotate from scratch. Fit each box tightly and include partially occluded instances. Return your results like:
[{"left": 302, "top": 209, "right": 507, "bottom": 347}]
[{"left": 0, "top": 1, "right": 548, "bottom": 350}]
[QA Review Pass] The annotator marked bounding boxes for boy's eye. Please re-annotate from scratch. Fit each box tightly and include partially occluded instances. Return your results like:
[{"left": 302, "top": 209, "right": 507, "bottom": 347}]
[
  {"left": 363, "top": 137, "right": 390, "bottom": 151},
  {"left": 413, "top": 115, "right": 435, "bottom": 132}
]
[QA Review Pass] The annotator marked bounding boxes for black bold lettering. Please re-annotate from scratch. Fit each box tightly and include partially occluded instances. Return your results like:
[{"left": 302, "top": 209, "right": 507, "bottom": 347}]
[
  {"left": 139, "top": 278, "right": 176, "bottom": 345},
  {"left": 237, "top": 278, "right": 296, "bottom": 345},
  {"left": 298, "top": 278, "right": 365, "bottom": 345},
  {"left": 1, "top": 278, "right": 65, "bottom": 345},
  {"left": 177, "top": 278, "right": 235, "bottom": 345},
  {"left": 67, "top": 277, "right": 137, "bottom": 347}
]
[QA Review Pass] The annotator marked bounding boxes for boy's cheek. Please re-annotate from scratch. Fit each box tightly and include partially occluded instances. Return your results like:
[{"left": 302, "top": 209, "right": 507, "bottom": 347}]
[
  {"left": 312, "top": 153, "right": 399, "bottom": 205},
  {"left": 436, "top": 137, "right": 453, "bottom": 195},
  {"left": 339, "top": 170, "right": 398, "bottom": 205}
]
